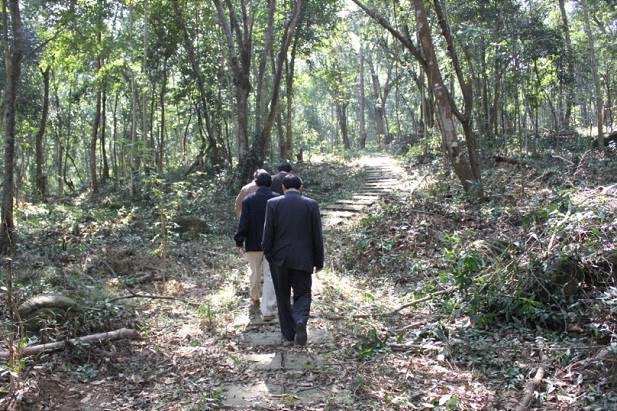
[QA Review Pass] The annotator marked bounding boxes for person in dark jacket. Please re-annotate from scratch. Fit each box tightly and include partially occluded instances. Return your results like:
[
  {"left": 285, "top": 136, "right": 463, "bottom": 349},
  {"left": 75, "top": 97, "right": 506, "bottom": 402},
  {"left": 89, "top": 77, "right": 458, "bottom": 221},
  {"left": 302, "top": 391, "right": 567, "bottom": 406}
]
[
  {"left": 234, "top": 171, "right": 280, "bottom": 320},
  {"left": 270, "top": 161, "right": 292, "bottom": 195},
  {"left": 262, "top": 174, "right": 324, "bottom": 345}
]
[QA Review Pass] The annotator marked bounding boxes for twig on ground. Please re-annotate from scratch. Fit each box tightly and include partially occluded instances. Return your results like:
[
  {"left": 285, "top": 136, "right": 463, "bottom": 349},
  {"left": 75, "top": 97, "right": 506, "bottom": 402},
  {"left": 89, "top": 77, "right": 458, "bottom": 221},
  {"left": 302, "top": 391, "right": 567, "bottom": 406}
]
[
  {"left": 550, "top": 155, "right": 575, "bottom": 166},
  {"left": 573, "top": 150, "right": 592, "bottom": 177},
  {"left": 102, "top": 261, "right": 117, "bottom": 276}
]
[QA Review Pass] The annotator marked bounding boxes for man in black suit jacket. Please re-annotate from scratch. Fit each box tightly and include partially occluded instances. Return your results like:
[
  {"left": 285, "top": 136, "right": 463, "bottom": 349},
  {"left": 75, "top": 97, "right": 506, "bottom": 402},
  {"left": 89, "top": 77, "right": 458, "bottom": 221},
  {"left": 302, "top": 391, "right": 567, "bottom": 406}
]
[
  {"left": 262, "top": 174, "right": 324, "bottom": 346},
  {"left": 270, "top": 161, "right": 292, "bottom": 194},
  {"left": 234, "top": 171, "right": 280, "bottom": 320}
]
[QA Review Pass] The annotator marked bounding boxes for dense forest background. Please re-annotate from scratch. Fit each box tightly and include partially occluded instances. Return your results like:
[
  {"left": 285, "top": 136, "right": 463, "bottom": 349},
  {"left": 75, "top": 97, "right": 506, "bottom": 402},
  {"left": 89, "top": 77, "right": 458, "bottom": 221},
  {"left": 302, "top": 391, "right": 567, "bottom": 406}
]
[{"left": 1, "top": 0, "right": 616, "bottom": 410}]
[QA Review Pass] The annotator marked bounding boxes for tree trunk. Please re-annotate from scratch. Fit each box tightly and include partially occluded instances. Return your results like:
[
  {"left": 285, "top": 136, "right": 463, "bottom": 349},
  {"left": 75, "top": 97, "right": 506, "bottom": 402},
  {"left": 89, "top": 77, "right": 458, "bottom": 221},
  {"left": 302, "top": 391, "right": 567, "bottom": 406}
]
[
  {"left": 369, "top": 59, "right": 386, "bottom": 143},
  {"left": 157, "top": 58, "right": 168, "bottom": 173},
  {"left": 358, "top": 43, "right": 367, "bottom": 149},
  {"left": 212, "top": 0, "right": 252, "bottom": 176},
  {"left": 336, "top": 103, "right": 350, "bottom": 149},
  {"left": 0, "top": 0, "right": 23, "bottom": 255},
  {"left": 176, "top": 1, "right": 224, "bottom": 169},
  {"left": 101, "top": 79, "right": 110, "bottom": 180},
  {"left": 255, "top": 0, "right": 276, "bottom": 134},
  {"left": 413, "top": 0, "right": 475, "bottom": 191},
  {"left": 129, "top": 5, "right": 138, "bottom": 196},
  {"left": 142, "top": 0, "right": 150, "bottom": 171},
  {"left": 90, "top": 48, "right": 102, "bottom": 195},
  {"left": 581, "top": 0, "right": 604, "bottom": 149},
  {"left": 558, "top": 0, "right": 574, "bottom": 129},
  {"left": 258, "top": 0, "right": 304, "bottom": 155},
  {"left": 283, "top": 30, "right": 300, "bottom": 159},
  {"left": 35, "top": 65, "right": 50, "bottom": 198}
]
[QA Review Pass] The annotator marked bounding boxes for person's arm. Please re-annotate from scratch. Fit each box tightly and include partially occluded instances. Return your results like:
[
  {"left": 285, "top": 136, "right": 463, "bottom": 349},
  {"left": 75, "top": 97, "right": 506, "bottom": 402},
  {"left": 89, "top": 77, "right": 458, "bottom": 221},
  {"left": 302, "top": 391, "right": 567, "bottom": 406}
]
[
  {"left": 234, "top": 187, "right": 246, "bottom": 217},
  {"left": 261, "top": 201, "right": 274, "bottom": 257},
  {"left": 311, "top": 201, "right": 325, "bottom": 271},
  {"left": 233, "top": 200, "right": 250, "bottom": 251}
]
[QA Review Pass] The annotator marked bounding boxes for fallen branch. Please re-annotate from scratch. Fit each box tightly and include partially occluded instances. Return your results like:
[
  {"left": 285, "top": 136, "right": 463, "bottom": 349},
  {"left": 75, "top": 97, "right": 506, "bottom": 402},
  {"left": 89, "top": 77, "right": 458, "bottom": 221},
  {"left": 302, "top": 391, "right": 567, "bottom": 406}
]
[
  {"left": 0, "top": 328, "right": 141, "bottom": 359},
  {"left": 515, "top": 366, "right": 545, "bottom": 411},
  {"left": 557, "top": 346, "right": 616, "bottom": 377},
  {"left": 353, "top": 287, "right": 455, "bottom": 319},
  {"left": 108, "top": 293, "right": 200, "bottom": 307},
  {"left": 409, "top": 173, "right": 429, "bottom": 196},
  {"left": 544, "top": 203, "right": 572, "bottom": 257}
]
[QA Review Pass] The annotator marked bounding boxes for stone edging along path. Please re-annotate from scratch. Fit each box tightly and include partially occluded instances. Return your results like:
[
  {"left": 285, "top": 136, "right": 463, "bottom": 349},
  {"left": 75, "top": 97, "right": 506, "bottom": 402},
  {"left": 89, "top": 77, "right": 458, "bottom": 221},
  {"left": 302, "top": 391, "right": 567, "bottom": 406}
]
[{"left": 222, "top": 155, "right": 403, "bottom": 409}]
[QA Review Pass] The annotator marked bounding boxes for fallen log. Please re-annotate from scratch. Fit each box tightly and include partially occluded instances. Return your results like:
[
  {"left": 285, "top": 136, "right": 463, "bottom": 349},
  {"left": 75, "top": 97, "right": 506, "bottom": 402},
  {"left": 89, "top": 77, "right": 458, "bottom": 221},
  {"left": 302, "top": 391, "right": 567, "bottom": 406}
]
[{"left": 0, "top": 328, "right": 141, "bottom": 359}]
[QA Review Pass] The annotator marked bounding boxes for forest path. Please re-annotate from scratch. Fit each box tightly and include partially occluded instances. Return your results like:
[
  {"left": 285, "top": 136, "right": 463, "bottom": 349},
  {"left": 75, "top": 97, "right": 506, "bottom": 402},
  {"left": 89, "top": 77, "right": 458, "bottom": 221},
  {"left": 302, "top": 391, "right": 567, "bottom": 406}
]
[
  {"left": 220, "top": 153, "right": 410, "bottom": 409},
  {"left": 320, "top": 154, "right": 402, "bottom": 229}
]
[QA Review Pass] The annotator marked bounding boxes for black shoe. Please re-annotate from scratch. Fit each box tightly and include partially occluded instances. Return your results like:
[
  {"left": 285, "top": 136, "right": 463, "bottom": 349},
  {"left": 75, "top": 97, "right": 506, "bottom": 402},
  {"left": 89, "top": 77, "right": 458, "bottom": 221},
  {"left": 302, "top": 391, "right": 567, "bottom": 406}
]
[{"left": 295, "top": 322, "right": 307, "bottom": 346}]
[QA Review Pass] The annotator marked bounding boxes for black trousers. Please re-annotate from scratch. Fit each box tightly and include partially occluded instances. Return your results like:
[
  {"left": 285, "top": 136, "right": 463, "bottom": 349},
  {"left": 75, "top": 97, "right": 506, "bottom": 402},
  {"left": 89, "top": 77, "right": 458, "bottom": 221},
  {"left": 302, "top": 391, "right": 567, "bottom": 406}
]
[{"left": 270, "top": 264, "right": 312, "bottom": 342}]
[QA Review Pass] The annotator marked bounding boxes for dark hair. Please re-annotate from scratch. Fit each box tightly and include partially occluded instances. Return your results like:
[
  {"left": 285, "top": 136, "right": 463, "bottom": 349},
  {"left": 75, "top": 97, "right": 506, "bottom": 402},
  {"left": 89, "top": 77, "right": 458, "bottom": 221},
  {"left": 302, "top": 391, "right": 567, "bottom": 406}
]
[
  {"left": 282, "top": 174, "right": 302, "bottom": 190},
  {"left": 255, "top": 170, "right": 272, "bottom": 187},
  {"left": 253, "top": 168, "right": 267, "bottom": 179},
  {"left": 277, "top": 161, "right": 292, "bottom": 172}
]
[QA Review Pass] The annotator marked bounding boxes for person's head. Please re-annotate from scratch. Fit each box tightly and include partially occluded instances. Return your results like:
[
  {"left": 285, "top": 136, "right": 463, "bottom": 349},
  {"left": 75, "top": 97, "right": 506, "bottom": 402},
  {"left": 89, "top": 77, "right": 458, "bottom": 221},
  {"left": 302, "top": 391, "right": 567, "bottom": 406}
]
[
  {"left": 254, "top": 169, "right": 272, "bottom": 187},
  {"left": 282, "top": 174, "right": 302, "bottom": 191},
  {"left": 252, "top": 168, "right": 267, "bottom": 179},
  {"left": 277, "top": 161, "right": 292, "bottom": 173}
]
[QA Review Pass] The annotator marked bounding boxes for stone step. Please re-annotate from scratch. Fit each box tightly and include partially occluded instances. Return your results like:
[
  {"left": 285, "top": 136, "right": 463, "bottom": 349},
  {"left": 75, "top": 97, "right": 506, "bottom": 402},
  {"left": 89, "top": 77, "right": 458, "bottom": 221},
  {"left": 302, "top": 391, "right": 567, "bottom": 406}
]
[
  {"left": 335, "top": 199, "right": 376, "bottom": 206},
  {"left": 323, "top": 203, "right": 365, "bottom": 212},
  {"left": 351, "top": 194, "right": 381, "bottom": 200},
  {"left": 352, "top": 192, "right": 385, "bottom": 198},
  {"left": 321, "top": 210, "right": 357, "bottom": 218}
]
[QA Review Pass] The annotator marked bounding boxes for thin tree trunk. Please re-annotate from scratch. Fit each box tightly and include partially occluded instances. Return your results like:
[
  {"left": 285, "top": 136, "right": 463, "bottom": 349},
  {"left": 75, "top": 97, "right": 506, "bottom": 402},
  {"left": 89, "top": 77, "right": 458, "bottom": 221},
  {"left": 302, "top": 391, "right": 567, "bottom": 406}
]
[
  {"left": 157, "top": 58, "right": 167, "bottom": 173},
  {"left": 212, "top": 0, "right": 252, "bottom": 173},
  {"left": 0, "top": 0, "right": 23, "bottom": 256},
  {"left": 90, "top": 65, "right": 101, "bottom": 195},
  {"left": 581, "top": 0, "right": 604, "bottom": 148},
  {"left": 255, "top": 0, "right": 275, "bottom": 134},
  {"left": 558, "top": 0, "right": 574, "bottom": 129},
  {"left": 258, "top": 0, "right": 304, "bottom": 152},
  {"left": 101, "top": 79, "right": 109, "bottom": 180},
  {"left": 283, "top": 30, "right": 300, "bottom": 159},
  {"left": 413, "top": 0, "right": 474, "bottom": 191},
  {"left": 336, "top": 103, "right": 350, "bottom": 149},
  {"left": 368, "top": 59, "right": 387, "bottom": 143},
  {"left": 129, "top": 5, "right": 137, "bottom": 195},
  {"left": 35, "top": 65, "right": 50, "bottom": 197},
  {"left": 358, "top": 43, "right": 367, "bottom": 149},
  {"left": 142, "top": 0, "right": 150, "bottom": 171}
]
